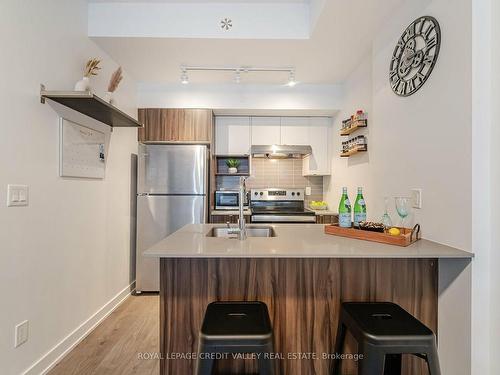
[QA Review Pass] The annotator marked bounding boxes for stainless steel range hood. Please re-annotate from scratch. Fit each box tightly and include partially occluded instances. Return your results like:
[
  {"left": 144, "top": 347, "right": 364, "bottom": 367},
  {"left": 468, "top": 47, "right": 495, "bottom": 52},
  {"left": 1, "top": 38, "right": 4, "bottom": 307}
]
[{"left": 251, "top": 145, "right": 312, "bottom": 159}]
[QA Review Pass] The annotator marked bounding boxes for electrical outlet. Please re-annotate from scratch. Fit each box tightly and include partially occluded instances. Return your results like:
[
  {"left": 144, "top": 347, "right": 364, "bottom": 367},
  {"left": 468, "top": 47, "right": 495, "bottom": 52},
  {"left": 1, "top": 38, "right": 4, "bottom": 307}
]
[
  {"left": 15, "top": 320, "right": 29, "bottom": 348},
  {"left": 7, "top": 185, "right": 29, "bottom": 207},
  {"left": 411, "top": 189, "right": 422, "bottom": 209},
  {"left": 305, "top": 186, "right": 312, "bottom": 196}
]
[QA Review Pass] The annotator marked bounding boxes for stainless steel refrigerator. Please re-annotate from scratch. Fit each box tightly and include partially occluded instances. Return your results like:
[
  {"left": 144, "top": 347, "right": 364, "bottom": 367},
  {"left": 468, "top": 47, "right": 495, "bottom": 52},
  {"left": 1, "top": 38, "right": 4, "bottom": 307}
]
[{"left": 136, "top": 144, "right": 208, "bottom": 292}]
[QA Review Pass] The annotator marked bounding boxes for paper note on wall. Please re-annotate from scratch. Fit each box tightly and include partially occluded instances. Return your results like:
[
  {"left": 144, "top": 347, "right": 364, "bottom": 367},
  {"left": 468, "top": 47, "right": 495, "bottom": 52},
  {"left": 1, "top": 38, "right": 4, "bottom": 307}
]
[{"left": 60, "top": 118, "right": 106, "bottom": 178}]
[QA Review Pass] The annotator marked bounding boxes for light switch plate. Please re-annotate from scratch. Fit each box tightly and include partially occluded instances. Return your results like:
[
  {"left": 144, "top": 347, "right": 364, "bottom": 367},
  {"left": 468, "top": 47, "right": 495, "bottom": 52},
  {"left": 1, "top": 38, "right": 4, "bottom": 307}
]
[
  {"left": 15, "top": 320, "right": 29, "bottom": 348},
  {"left": 411, "top": 188, "right": 422, "bottom": 209},
  {"left": 7, "top": 185, "right": 28, "bottom": 207}
]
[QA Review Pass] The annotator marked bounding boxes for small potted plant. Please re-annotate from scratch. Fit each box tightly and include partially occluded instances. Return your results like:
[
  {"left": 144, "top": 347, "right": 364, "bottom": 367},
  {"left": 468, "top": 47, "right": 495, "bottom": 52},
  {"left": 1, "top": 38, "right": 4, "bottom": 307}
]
[{"left": 226, "top": 159, "right": 240, "bottom": 174}]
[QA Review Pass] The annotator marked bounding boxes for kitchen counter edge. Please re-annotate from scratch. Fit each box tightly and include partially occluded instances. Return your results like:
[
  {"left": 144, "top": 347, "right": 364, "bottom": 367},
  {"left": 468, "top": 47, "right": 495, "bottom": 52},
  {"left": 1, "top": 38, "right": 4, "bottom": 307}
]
[{"left": 144, "top": 224, "right": 473, "bottom": 259}]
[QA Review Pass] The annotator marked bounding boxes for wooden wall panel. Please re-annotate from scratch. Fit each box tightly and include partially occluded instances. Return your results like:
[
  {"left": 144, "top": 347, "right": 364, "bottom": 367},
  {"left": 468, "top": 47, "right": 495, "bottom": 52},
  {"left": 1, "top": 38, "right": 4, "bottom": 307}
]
[{"left": 160, "top": 258, "right": 438, "bottom": 375}]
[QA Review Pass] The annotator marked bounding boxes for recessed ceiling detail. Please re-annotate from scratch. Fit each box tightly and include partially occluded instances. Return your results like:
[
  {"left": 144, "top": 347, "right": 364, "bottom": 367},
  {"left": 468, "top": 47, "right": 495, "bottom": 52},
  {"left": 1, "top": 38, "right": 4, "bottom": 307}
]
[
  {"left": 220, "top": 18, "right": 233, "bottom": 31},
  {"left": 88, "top": 2, "right": 311, "bottom": 39}
]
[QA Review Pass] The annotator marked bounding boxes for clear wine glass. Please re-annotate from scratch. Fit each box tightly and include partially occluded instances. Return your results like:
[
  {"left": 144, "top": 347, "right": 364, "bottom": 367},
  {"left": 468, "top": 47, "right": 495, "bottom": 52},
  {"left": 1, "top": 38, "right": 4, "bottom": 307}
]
[
  {"left": 394, "top": 197, "right": 411, "bottom": 227},
  {"left": 381, "top": 197, "right": 393, "bottom": 228}
]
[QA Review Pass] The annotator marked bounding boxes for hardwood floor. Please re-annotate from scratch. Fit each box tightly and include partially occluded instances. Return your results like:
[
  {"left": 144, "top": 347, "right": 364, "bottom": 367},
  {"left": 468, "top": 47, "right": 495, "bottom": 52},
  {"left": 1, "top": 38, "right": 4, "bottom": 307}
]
[{"left": 49, "top": 294, "right": 159, "bottom": 375}]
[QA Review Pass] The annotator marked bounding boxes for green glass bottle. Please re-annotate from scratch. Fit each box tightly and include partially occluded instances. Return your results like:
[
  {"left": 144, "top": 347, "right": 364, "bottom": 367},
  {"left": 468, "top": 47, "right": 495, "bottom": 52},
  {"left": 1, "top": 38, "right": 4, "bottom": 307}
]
[
  {"left": 338, "top": 187, "right": 352, "bottom": 228},
  {"left": 353, "top": 187, "right": 367, "bottom": 227}
]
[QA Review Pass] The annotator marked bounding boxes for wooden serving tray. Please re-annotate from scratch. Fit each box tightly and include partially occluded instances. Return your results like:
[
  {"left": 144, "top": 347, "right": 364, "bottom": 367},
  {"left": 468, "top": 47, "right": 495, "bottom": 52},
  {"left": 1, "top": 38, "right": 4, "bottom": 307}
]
[{"left": 324, "top": 224, "right": 421, "bottom": 247}]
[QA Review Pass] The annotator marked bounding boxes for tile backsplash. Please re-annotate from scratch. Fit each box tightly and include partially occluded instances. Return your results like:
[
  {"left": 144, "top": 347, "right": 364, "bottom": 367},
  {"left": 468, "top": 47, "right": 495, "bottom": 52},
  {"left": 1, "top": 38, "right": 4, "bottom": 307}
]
[{"left": 216, "top": 158, "right": 324, "bottom": 204}]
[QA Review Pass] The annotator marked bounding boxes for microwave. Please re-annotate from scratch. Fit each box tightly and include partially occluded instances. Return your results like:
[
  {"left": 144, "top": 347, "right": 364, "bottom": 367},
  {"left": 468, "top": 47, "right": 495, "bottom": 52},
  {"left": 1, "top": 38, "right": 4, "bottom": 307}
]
[{"left": 215, "top": 190, "right": 249, "bottom": 210}]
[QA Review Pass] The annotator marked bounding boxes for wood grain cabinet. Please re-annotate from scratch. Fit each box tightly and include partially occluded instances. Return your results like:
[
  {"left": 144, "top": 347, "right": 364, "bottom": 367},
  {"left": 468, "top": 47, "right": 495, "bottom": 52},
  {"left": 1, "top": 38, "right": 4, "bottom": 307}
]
[{"left": 138, "top": 108, "right": 213, "bottom": 142}]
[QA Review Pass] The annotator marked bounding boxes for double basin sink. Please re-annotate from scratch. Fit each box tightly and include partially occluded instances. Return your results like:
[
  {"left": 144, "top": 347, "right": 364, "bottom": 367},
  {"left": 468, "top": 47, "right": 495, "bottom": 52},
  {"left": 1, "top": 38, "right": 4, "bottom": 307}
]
[{"left": 207, "top": 225, "right": 276, "bottom": 238}]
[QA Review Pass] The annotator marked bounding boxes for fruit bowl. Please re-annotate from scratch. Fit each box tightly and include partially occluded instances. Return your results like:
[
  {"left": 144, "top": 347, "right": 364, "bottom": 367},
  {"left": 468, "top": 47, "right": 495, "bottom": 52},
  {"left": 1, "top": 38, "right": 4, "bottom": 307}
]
[{"left": 309, "top": 201, "right": 328, "bottom": 210}]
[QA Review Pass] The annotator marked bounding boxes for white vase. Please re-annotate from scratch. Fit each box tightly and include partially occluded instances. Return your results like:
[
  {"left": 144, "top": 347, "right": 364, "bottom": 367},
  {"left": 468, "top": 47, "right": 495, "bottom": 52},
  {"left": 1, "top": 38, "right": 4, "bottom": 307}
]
[
  {"left": 104, "top": 91, "right": 116, "bottom": 105},
  {"left": 228, "top": 167, "right": 238, "bottom": 174},
  {"left": 74, "top": 77, "right": 90, "bottom": 91}
]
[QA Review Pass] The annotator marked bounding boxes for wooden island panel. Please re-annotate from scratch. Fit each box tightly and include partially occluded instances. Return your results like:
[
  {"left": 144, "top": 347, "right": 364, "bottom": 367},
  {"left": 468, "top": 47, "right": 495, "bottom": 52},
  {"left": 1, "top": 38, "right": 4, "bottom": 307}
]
[{"left": 160, "top": 258, "right": 438, "bottom": 375}]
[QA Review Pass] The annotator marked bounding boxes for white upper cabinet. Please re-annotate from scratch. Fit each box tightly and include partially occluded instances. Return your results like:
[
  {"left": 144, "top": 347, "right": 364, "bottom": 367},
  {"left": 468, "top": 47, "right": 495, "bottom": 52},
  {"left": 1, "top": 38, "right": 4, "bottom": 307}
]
[
  {"left": 216, "top": 115, "right": 331, "bottom": 175},
  {"left": 251, "top": 117, "right": 281, "bottom": 145},
  {"left": 280, "top": 117, "right": 310, "bottom": 145},
  {"left": 215, "top": 116, "right": 251, "bottom": 155},
  {"left": 303, "top": 117, "right": 331, "bottom": 176}
]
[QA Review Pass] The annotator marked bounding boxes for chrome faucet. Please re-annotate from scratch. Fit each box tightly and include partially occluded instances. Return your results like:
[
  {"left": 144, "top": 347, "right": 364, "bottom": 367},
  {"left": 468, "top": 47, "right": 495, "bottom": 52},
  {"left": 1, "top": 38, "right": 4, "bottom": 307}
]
[{"left": 227, "top": 176, "right": 247, "bottom": 240}]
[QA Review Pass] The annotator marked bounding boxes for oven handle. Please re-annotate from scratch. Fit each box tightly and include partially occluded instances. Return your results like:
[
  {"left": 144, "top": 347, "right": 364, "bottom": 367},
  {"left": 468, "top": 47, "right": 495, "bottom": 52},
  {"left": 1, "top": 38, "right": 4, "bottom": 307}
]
[{"left": 251, "top": 215, "right": 316, "bottom": 223}]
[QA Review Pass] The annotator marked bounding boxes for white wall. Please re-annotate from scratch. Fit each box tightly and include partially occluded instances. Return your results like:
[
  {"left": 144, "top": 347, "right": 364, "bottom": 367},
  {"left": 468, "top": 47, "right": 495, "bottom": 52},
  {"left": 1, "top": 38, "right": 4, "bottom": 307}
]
[
  {"left": 490, "top": 0, "right": 500, "bottom": 371},
  {"left": 137, "top": 83, "right": 343, "bottom": 112},
  {"left": 325, "top": 0, "right": 472, "bottom": 252},
  {"left": 472, "top": 0, "right": 500, "bottom": 374},
  {"left": 0, "top": 1, "right": 138, "bottom": 374}
]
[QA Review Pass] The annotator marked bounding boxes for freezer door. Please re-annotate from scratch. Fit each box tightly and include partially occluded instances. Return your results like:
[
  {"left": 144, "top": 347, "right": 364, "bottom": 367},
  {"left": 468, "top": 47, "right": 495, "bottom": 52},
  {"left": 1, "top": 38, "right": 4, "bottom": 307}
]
[
  {"left": 136, "top": 195, "right": 206, "bottom": 292},
  {"left": 138, "top": 144, "right": 207, "bottom": 194}
]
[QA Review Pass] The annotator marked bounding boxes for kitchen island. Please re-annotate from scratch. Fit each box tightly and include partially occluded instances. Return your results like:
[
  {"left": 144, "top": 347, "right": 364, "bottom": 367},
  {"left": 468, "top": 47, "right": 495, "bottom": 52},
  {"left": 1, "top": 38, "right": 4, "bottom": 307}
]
[{"left": 145, "top": 224, "right": 473, "bottom": 375}]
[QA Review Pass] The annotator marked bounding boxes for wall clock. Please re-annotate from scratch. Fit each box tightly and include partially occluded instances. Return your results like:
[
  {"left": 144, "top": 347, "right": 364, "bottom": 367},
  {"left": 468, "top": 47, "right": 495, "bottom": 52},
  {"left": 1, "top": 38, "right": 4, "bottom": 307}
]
[{"left": 390, "top": 16, "right": 441, "bottom": 97}]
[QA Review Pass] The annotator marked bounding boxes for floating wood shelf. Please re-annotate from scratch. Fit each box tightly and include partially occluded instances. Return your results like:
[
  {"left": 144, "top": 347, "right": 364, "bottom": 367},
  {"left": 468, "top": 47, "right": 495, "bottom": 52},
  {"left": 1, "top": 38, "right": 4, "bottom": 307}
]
[
  {"left": 40, "top": 85, "right": 142, "bottom": 128},
  {"left": 340, "top": 146, "right": 367, "bottom": 157},
  {"left": 340, "top": 119, "right": 368, "bottom": 136},
  {"left": 215, "top": 155, "right": 251, "bottom": 175}
]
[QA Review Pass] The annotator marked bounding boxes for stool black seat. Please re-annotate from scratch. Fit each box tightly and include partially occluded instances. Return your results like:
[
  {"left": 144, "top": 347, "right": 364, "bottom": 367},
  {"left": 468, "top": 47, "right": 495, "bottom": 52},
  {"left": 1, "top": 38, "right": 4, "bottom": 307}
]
[
  {"left": 196, "top": 301, "right": 275, "bottom": 375},
  {"left": 333, "top": 302, "right": 440, "bottom": 375}
]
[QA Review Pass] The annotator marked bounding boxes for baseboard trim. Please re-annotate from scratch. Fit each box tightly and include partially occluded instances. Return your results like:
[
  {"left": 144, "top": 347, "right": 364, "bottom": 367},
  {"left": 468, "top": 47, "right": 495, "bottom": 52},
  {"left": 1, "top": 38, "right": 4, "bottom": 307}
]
[{"left": 23, "top": 281, "right": 136, "bottom": 375}]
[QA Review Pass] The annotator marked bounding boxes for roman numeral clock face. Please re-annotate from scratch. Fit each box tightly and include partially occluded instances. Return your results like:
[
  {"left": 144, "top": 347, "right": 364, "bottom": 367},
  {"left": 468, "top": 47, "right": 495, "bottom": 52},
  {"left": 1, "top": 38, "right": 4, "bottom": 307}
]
[{"left": 390, "top": 16, "right": 441, "bottom": 97}]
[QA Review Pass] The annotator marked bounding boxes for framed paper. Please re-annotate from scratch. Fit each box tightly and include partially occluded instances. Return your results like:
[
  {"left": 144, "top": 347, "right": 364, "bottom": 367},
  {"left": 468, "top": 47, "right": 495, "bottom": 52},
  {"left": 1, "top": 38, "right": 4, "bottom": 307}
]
[{"left": 59, "top": 118, "right": 106, "bottom": 178}]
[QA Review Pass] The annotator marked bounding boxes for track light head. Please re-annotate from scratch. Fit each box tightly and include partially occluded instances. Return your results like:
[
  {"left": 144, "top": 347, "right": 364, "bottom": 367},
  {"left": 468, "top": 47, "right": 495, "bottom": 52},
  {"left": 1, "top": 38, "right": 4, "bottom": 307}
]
[
  {"left": 180, "top": 69, "right": 189, "bottom": 84},
  {"left": 287, "top": 70, "right": 297, "bottom": 87},
  {"left": 234, "top": 70, "right": 241, "bottom": 84}
]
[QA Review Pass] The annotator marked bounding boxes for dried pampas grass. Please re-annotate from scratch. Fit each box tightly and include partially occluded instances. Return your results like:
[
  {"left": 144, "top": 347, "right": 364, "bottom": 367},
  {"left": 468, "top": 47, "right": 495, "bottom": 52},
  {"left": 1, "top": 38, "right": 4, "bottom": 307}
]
[
  {"left": 108, "top": 67, "right": 123, "bottom": 93},
  {"left": 84, "top": 58, "right": 101, "bottom": 78}
]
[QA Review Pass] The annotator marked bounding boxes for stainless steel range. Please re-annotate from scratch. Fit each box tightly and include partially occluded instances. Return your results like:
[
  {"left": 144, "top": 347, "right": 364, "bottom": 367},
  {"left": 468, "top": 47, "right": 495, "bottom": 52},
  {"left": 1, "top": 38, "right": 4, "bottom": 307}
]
[{"left": 250, "top": 188, "right": 316, "bottom": 223}]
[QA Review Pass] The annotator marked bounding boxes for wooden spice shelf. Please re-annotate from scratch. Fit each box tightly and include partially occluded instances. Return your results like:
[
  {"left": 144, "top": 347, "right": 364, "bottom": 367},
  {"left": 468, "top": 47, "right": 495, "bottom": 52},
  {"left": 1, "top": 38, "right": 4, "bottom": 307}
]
[
  {"left": 340, "top": 119, "right": 368, "bottom": 136},
  {"left": 340, "top": 146, "right": 367, "bottom": 157}
]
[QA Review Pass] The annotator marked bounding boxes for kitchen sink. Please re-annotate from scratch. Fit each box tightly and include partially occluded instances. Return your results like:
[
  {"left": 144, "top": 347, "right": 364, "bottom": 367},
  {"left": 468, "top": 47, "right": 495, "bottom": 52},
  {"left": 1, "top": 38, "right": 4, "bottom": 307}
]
[{"left": 207, "top": 226, "right": 277, "bottom": 238}]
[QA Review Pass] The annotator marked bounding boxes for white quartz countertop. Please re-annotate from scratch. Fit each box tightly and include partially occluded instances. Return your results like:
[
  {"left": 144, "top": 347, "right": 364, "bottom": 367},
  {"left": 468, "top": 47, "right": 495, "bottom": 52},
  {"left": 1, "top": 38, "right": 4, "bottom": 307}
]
[{"left": 144, "top": 224, "right": 473, "bottom": 259}]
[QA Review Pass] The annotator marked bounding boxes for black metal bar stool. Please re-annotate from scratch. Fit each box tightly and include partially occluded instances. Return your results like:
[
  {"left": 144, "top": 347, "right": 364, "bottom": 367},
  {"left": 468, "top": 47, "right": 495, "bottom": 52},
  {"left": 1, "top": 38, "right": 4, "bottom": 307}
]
[
  {"left": 332, "top": 302, "right": 440, "bottom": 375},
  {"left": 196, "top": 301, "right": 275, "bottom": 375}
]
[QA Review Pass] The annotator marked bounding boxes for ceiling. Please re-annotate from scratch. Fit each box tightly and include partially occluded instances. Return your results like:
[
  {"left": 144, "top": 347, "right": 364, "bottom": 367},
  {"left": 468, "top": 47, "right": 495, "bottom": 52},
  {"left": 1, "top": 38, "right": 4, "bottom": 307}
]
[{"left": 91, "top": 0, "right": 407, "bottom": 85}]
